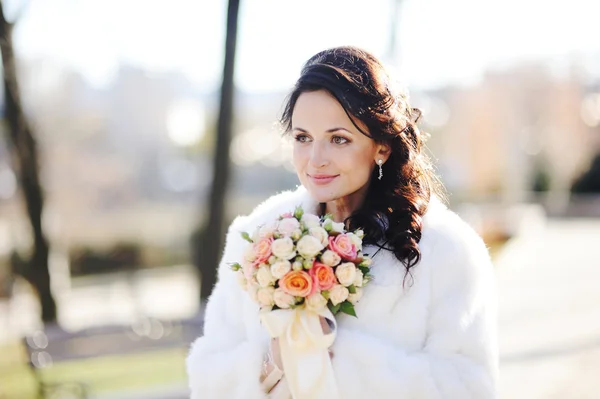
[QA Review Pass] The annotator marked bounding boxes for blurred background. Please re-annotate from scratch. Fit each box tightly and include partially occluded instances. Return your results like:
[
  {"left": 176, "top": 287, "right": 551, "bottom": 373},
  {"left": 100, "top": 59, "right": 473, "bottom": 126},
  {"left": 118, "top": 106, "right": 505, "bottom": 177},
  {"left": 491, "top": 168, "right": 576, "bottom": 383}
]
[{"left": 0, "top": 0, "right": 599, "bottom": 398}]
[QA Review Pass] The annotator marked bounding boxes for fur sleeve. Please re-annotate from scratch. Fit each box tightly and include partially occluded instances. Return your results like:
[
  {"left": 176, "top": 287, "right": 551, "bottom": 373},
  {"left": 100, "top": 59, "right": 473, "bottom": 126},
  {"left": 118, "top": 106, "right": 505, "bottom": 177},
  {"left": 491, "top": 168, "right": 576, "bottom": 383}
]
[
  {"left": 330, "top": 217, "right": 498, "bottom": 398},
  {"left": 186, "top": 217, "right": 268, "bottom": 399}
]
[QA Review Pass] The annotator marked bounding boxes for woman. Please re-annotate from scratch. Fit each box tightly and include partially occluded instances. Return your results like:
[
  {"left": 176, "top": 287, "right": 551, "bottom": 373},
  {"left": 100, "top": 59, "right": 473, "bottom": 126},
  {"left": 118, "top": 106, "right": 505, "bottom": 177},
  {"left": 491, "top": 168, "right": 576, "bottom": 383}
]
[{"left": 187, "top": 46, "right": 498, "bottom": 399}]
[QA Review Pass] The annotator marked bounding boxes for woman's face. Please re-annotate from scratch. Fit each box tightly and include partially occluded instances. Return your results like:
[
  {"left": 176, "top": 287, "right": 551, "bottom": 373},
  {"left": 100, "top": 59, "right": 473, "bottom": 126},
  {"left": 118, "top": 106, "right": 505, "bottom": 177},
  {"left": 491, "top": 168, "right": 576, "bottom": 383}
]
[{"left": 291, "top": 90, "right": 389, "bottom": 204}]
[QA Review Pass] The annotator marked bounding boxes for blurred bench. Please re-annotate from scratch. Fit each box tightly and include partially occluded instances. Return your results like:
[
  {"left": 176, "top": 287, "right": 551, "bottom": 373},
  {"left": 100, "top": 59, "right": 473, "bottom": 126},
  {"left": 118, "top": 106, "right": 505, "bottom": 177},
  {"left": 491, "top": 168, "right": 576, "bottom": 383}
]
[{"left": 21, "top": 316, "right": 203, "bottom": 399}]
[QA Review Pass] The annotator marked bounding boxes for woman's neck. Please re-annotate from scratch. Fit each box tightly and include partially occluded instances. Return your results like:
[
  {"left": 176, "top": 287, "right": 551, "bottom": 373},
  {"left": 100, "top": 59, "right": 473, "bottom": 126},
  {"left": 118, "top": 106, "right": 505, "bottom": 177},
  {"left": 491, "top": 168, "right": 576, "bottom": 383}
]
[{"left": 319, "top": 186, "right": 369, "bottom": 223}]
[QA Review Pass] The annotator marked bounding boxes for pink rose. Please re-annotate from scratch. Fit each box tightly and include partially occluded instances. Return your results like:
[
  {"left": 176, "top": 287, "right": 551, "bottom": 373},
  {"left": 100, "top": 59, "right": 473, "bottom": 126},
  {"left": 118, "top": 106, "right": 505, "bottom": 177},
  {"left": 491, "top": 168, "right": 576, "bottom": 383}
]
[
  {"left": 279, "top": 270, "right": 313, "bottom": 297},
  {"left": 309, "top": 262, "right": 337, "bottom": 291},
  {"left": 328, "top": 234, "right": 357, "bottom": 261},
  {"left": 253, "top": 237, "right": 273, "bottom": 265}
]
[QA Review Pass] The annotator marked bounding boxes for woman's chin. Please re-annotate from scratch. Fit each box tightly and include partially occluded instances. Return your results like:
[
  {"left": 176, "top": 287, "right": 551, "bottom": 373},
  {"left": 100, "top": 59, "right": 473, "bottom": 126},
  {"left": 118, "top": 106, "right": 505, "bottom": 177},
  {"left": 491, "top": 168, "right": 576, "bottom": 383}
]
[{"left": 305, "top": 186, "right": 340, "bottom": 204}]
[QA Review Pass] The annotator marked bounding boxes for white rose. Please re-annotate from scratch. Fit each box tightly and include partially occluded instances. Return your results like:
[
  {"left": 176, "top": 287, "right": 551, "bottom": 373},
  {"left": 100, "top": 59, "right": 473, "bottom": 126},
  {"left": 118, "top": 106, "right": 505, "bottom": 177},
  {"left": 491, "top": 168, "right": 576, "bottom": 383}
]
[
  {"left": 296, "top": 235, "right": 324, "bottom": 259},
  {"left": 247, "top": 283, "right": 259, "bottom": 302},
  {"left": 331, "top": 221, "right": 345, "bottom": 234},
  {"left": 273, "top": 288, "right": 295, "bottom": 309},
  {"left": 257, "top": 286, "right": 275, "bottom": 308},
  {"left": 271, "top": 237, "right": 296, "bottom": 260},
  {"left": 256, "top": 265, "right": 276, "bottom": 287},
  {"left": 291, "top": 229, "right": 302, "bottom": 241},
  {"left": 355, "top": 229, "right": 365, "bottom": 240},
  {"left": 306, "top": 293, "right": 327, "bottom": 312},
  {"left": 277, "top": 218, "right": 300, "bottom": 237},
  {"left": 353, "top": 269, "right": 364, "bottom": 287},
  {"left": 292, "top": 260, "right": 303, "bottom": 271},
  {"left": 335, "top": 262, "right": 357, "bottom": 287},
  {"left": 346, "top": 232, "right": 363, "bottom": 251},
  {"left": 301, "top": 213, "right": 321, "bottom": 229},
  {"left": 243, "top": 244, "right": 257, "bottom": 263},
  {"left": 309, "top": 227, "right": 329, "bottom": 247},
  {"left": 320, "top": 250, "right": 341, "bottom": 267},
  {"left": 236, "top": 271, "right": 247, "bottom": 290},
  {"left": 258, "top": 221, "right": 278, "bottom": 239},
  {"left": 329, "top": 284, "right": 349, "bottom": 306},
  {"left": 359, "top": 257, "right": 373, "bottom": 267},
  {"left": 270, "top": 260, "right": 292, "bottom": 279},
  {"left": 348, "top": 288, "right": 363, "bottom": 304}
]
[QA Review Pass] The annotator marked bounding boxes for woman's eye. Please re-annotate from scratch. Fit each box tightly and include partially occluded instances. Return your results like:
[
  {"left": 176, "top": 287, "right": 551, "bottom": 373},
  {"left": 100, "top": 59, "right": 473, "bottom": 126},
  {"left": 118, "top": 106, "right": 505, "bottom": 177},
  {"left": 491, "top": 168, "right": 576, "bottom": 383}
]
[
  {"left": 294, "top": 134, "right": 310, "bottom": 143},
  {"left": 332, "top": 136, "right": 349, "bottom": 145}
]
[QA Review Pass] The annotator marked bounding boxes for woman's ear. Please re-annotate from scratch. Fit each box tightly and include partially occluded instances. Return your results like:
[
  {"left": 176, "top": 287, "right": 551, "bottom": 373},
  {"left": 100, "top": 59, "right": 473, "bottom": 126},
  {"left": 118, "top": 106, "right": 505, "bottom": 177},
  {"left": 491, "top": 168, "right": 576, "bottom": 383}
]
[{"left": 375, "top": 143, "right": 392, "bottom": 163}]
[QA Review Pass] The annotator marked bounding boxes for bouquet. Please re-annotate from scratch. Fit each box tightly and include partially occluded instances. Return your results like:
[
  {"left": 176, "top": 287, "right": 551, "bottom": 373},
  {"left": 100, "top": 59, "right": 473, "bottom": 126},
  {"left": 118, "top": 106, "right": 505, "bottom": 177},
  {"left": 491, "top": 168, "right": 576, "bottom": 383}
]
[
  {"left": 230, "top": 206, "right": 372, "bottom": 399},
  {"left": 231, "top": 206, "right": 372, "bottom": 317}
]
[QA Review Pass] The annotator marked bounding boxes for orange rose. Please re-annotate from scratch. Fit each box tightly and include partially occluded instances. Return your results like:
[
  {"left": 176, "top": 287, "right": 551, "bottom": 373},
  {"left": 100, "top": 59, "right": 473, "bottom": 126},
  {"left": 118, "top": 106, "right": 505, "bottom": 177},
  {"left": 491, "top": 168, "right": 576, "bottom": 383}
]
[
  {"left": 309, "top": 262, "right": 336, "bottom": 291},
  {"left": 328, "top": 234, "right": 357, "bottom": 261},
  {"left": 279, "top": 270, "right": 313, "bottom": 297}
]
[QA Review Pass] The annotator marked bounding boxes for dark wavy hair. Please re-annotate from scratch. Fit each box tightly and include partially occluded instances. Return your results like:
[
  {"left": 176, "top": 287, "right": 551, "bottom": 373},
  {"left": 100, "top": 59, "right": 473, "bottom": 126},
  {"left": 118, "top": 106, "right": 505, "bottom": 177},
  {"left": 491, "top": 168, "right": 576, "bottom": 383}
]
[{"left": 280, "top": 46, "right": 445, "bottom": 283}]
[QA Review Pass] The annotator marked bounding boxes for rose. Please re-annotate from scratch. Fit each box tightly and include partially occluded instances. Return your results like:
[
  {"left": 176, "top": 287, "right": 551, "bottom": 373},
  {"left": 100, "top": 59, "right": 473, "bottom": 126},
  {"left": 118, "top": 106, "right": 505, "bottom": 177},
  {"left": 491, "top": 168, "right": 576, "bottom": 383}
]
[
  {"left": 309, "top": 262, "right": 337, "bottom": 291},
  {"left": 257, "top": 286, "right": 275, "bottom": 307},
  {"left": 242, "top": 261, "right": 256, "bottom": 280},
  {"left": 335, "top": 262, "right": 357, "bottom": 287},
  {"left": 320, "top": 250, "right": 341, "bottom": 267},
  {"left": 355, "top": 229, "right": 365, "bottom": 240},
  {"left": 348, "top": 287, "right": 363, "bottom": 304},
  {"left": 359, "top": 257, "right": 372, "bottom": 267},
  {"left": 291, "top": 229, "right": 302, "bottom": 241},
  {"left": 270, "top": 259, "right": 292, "bottom": 279},
  {"left": 256, "top": 265, "right": 276, "bottom": 287},
  {"left": 236, "top": 271, "right": 247, "bottom": 289},
  {"left": 353, "top": 269, "right": 364, "bottom": 287},
  {"left": 296, "top": 235, "right": 324, "bottom": 259},
  {"left": 271, "top": 237, "right": 296, "bottom": 260},
  {"left": 309, "top": 227, "right": 329, "bottom": 247},
  {"left": 331, "top": 221, "right": 345, "bottom": 234},
  {"left": 301, "top": 213, "right": 321, "bottom": 229},
  {"left": 279, "top": 270, "right": 313, "bottom": 297},
  {"left": 329, "top": 284, "right": 349, "bottom": 306},
  {"left": 243, "top": 244, "right": 257, "bottom": 263},
  {"left": 253, "top": 237, "right": 273, "bottom": 264},
  {"left": 328, "top": 234, "right": 357, "bottom": 261},
  {"left": 247, "top": 283, "right": 259, "bottom": 302},
  {"left": 292, "top": 260, "right": 303, "bottom": 271},
  {"left": 277, "top": 217, "right": 300, "bottom": 237},
  {"left": 306, "top": 293, "right": 327, "bottom": 312},
  {"left": 346, "top": 232, "right": 363, "bottom": 251},
  {"left": 273, "top": 288, "right": 295, "bottom": 309},
  {"left": 257, "top": 221, "right": 278, "bottom": 239}
]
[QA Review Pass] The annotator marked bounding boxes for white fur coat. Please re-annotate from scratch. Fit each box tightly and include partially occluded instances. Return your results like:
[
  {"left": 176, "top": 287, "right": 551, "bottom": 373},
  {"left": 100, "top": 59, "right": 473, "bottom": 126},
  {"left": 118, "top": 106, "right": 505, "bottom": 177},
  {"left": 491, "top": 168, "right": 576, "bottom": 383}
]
[{"left": 187, "top": 185, "right": 498, "bottom": 399}]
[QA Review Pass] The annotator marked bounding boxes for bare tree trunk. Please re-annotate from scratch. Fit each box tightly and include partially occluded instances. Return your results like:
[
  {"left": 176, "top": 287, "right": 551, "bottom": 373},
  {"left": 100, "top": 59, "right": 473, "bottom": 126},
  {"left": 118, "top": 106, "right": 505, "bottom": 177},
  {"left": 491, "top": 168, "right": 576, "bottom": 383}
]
[
  {"left": 0, "top": 2, "right": 57, "bottom": 323},
  {"left": 195, "top": 0, "right": 241, "bottom": 301}
]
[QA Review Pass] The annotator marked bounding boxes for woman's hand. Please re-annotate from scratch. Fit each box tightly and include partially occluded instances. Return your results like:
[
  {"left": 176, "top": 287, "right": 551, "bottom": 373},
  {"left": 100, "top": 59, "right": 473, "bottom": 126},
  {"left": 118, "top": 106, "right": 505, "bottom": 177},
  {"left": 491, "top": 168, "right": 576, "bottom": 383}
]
[{"left": 269, "top": 338, "right": 284, "bottom": 369}]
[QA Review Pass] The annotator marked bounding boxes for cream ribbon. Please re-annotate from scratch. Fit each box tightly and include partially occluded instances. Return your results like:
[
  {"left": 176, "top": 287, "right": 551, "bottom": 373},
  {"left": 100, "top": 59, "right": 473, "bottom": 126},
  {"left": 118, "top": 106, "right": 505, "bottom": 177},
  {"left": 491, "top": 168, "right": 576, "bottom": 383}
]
[{"left": 260, "top": 307, "right": 340, "bottom": 399}]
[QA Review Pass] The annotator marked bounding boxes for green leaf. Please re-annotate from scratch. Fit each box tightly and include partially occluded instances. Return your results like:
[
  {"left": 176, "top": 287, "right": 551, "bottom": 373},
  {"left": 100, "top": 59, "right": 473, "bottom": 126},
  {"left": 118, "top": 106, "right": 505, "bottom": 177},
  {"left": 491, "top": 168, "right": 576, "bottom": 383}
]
[
  {"left": 358, "top": 266, "right": 370, "bottom": 275},
  {"left": 328, "top": 301, "right": 341, "bottom": 315},
  {"left": 340, "top": 301, "right": 357, "bottom": 317},
  {"left": 321, "top": 290, "right": 330, "bottom": 299},
  {"left": 241, "top": 232, "right": 253, "bottom": 243},
  {"left": 348, "top": 285, "right": 357, "bottom": 294},
  {"left": 229, "top": 262, "right": 242, "bottom": 271}
]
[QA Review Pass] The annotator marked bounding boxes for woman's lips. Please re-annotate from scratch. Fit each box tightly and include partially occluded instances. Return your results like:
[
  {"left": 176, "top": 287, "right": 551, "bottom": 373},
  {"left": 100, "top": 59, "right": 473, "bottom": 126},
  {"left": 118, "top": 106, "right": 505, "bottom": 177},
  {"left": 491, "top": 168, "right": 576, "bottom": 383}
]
[{"left": 308, "top": 174, "right": 339, "bottom": 185}]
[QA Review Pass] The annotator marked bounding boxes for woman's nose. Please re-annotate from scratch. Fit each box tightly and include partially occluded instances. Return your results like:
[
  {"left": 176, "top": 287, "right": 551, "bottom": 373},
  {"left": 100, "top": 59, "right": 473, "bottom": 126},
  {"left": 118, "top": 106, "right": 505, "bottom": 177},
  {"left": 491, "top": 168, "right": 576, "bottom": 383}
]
[{"left": 309, "top": 141, "right": 330, "bottom": 168}]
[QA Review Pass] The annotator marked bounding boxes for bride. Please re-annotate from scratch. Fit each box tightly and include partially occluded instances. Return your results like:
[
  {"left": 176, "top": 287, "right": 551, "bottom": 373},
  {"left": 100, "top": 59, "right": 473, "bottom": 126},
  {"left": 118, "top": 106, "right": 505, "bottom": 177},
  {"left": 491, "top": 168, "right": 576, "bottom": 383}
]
[{"left": 186, "top": 46, "right": 498, "bottom": 398}]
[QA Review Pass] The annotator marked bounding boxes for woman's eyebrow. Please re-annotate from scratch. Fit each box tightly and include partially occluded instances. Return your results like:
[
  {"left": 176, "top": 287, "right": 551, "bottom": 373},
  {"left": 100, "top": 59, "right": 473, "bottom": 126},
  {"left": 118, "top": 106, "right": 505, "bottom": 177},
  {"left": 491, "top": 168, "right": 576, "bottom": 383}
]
[
  {"left": 292, "top": 127, "right": 354, "bottom": 134},
  {"left": 326, "top": 127, "right": 354, "bottom": 134}
]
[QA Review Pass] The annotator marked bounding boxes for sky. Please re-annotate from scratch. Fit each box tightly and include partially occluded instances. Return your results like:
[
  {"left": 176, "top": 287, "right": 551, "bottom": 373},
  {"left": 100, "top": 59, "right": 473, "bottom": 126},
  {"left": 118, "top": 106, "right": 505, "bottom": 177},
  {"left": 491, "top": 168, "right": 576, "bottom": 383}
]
[{"left": 7, "top": 0, "right": 600, "bottom": 92}]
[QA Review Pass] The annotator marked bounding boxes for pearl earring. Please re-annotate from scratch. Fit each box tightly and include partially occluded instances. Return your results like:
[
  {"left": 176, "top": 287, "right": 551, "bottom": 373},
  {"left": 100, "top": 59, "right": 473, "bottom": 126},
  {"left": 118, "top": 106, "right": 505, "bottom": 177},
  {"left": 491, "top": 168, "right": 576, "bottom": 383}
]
[{"left": 377, "top": 159, "right": 383, "bottom": 180}]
